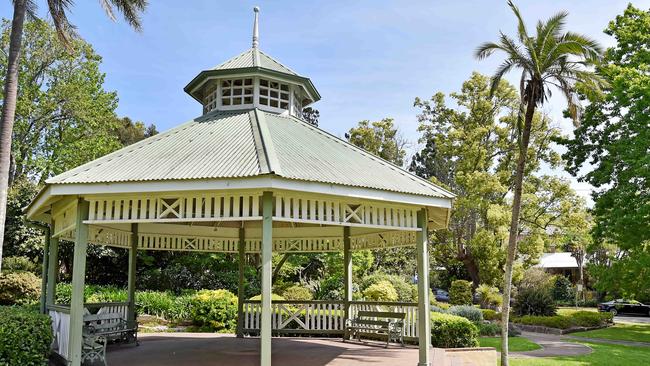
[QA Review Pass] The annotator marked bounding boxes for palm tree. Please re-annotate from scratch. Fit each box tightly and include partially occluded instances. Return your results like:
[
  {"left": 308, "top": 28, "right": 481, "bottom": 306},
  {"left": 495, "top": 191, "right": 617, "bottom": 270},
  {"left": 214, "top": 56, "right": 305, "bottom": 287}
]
[
  {"left": 475, "top": 1, "right": 604, "bottom": 365},
  {"left": 0, "top": 0, "right": 147, "bottom": 271}
]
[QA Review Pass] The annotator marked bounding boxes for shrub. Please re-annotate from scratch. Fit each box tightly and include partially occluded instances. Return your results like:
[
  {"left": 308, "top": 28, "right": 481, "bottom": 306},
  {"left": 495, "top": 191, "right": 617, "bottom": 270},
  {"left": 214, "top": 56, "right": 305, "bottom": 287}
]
[
  {"left": 448, "top": 305, "right": 483, "bottom": 323},
  {"left": 449, "top": 280, "right": 472, "bottom": 305},
  {"left": 0, "top": 306, "right": 53, "bottom": 365},
  {"left": 513, "top": 286, "right": 556, "bottom": 316},
  {"left": 552, "top": 276, "right": 574, "bottom": 302},
  {"left": 512, "top": 311, "right": 612, "bottom": 330},
  {"left": 430, "top": 312, "right": 479, "bottom": 348},
  {"left": 137, "top": 291, "right": 194, "bottom": 321},
  {"left": 363, "top": 281, "right": 398, "bottom": 302},
  {"left": 481, "top": 309, "right": 500, "bottom": 321},
  {"left": 249, "top": 293, "right": 285, "bottom": 301},
  {"left": 518, "top": 267, "right": 553, "bottom": 291},
  {"left": 190, "top": 289, "right": 238, "bottom": 332},
  {"left": 475, "top": 284, "right": 502, "bottom": 309},
  {"left": 360, "top": 273, "right": 415, "bottom": 302},
  {"left": 477, "top": 322, "right": 501, "bottom": 336},
  {"left": 0, "top": 272, "right": 41, "bottom": 305},
  {"left": 282, "top": 285, "right": 313, "bottom": 301},
  {"left": 571, "top": 311, "right": 612, "bottom": 327},
  {"left": 2, "top": 256, "right": 39, "bottom": 273}
]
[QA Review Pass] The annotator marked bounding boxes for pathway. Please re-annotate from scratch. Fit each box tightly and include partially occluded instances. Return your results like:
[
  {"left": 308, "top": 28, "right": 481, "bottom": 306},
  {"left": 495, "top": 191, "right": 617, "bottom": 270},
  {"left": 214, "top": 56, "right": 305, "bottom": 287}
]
[{"left": 512, "top": 332, "right": 592, "bottom": 358}]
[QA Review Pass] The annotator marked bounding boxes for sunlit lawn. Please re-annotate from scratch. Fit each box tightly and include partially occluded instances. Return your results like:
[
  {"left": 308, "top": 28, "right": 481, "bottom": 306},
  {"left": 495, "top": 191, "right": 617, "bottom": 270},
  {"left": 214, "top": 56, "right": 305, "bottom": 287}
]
[
  {"left": 557, "top": 307, "right": 598, "bottom": 315},
  {"left": 510, "top": 341, "right": 650, "bottom": 366},
  {"left": 479, "top": 336, "right": 540, "bottom": 352},
  {"left": 571, "top": 323, "right": 650, "bottom": 343}
]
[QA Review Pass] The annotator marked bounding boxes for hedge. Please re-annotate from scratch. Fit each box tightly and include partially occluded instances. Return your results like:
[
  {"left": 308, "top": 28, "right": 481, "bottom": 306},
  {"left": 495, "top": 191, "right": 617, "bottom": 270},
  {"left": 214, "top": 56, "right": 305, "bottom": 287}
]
[
  {"left": 190, "top": 290, "right": 238, "bottom": 332},
  {"left": 480, "top": 309, "right": 500, "bottom": 321},
  {"left": 430, "top": 312, "right": 479, "bottom": 348},
  {"left": 512, "top": 311, "right": 612, "bottom": 330},
  {"left": 449, "top": 280, "right": 472, "bottom": 305},
  {"left": 0, "top": 306, "right": 53, "bottom": 366},
  {"left": 0, "top": 272, "right": 41, "bottom": 305}
]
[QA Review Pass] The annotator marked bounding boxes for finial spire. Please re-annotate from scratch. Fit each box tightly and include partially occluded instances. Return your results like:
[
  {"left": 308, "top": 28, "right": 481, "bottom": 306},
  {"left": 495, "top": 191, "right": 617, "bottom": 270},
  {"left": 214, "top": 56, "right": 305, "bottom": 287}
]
[{"left": 252, "top": 6, "right": 260, "bottom": 49}]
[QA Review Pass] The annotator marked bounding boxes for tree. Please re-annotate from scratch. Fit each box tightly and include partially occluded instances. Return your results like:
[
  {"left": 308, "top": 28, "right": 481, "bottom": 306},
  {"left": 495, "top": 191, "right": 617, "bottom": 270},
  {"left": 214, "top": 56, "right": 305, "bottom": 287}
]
[
  {"left": 345, "top": 118, "right": 407, "bottom": 166},
  {"left": 301, "top": 107, "right": 319, "bottom": 127},
  {"left": 412, "top": 72, "right": 561, "bottom": 288},
  {"left": 475, "top": 2, "right": 604, "bottom": 363},
  {"left": 561, "top": 5, "right": 649, "bottom": 252},
  {"left": 115, "top": 117, "right": 158, "bottom": 146},
  {"left": 0, "top": 0, "right": 147, "bottom": 271}
]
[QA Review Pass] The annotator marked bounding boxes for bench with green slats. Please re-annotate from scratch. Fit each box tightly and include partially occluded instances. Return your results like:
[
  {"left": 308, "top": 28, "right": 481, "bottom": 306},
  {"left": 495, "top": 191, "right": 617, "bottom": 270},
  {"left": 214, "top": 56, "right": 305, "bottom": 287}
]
[{"left": 345, "top": 310, "right": 405, "bottom": 347}]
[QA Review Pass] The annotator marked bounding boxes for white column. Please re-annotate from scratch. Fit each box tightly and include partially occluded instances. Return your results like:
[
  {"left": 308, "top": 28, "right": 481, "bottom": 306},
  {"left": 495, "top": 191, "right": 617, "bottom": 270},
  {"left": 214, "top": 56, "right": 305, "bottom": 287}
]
[
  {"left": 69, "top": 200, "right": 89, "bottom": 366},
  {"left": 417, "top": 209, "right": 431, "bottom": 366},
  {"left": 261, "top": 191, "right": 273, "bottom": 366},
  {"left": 127, "top": 223, "right": 138, "bottom": 326},
  {"left": 343, "top": 226, "right": 352, "bottom": 339}
]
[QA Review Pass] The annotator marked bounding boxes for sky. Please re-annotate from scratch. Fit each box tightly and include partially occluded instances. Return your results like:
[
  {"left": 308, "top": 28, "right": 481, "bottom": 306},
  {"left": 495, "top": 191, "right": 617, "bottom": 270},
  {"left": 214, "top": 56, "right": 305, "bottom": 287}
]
[{"left": 3, "top": 0, "right": 649, "bottom": 204}]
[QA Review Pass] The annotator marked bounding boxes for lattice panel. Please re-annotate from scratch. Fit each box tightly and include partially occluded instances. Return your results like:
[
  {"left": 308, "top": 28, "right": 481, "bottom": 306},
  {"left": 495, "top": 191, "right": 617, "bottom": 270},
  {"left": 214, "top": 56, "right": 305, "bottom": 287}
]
[
  {"left": 273, "top": 193, "right": 419, "bottom": 230},
  {"left": 350, "top": 231, "right": 417, "bottom": 250},
  {"left": 57, "top": 226, "right": 131, "bottom": 248},
  {"left": 86, "top": 193, "right": 262, "bottom": 223},
  {"left": 138, "top": 233, "right": 240, "bottom": 252}
]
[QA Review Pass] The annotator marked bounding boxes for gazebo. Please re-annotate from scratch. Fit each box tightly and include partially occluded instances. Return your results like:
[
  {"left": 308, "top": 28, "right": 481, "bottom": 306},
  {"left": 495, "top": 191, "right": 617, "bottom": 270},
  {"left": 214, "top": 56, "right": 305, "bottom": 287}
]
[{"left": 26, "top": 8, "right": 454, "bottom": 366}]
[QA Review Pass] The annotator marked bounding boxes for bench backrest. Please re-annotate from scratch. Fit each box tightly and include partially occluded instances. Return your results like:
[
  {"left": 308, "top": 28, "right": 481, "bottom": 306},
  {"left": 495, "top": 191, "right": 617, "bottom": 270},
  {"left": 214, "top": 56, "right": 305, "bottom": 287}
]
[
  {"left": 84, "top": 312, "right": 124, "bottom": 323},
  {"left": 356, "top": 311, "right": 406, "bottom": 320}
]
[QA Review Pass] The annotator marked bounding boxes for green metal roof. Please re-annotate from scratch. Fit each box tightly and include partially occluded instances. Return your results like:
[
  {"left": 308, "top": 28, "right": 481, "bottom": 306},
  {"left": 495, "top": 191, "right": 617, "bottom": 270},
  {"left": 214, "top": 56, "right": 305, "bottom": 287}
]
[
  {"left": 213, "top": 48, "right": 298, "bottom": 76},
  {"left": 46, "top": 109, "right": 454, "bottom": 199}
]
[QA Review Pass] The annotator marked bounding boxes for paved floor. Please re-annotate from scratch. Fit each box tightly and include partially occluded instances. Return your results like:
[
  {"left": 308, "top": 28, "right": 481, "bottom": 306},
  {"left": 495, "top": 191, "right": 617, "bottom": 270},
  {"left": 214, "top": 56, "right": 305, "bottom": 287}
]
[
  {"left": 512, "top": 332, "right": 593, "bottom": 358},
  {"left": 107, "top": 333, "right": 425, "bottom": 366}
]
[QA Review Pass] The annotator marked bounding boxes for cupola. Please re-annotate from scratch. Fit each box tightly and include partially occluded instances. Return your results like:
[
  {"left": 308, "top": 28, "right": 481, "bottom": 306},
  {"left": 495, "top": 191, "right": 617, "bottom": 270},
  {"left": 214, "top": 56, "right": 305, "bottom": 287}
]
[{"left": 183, "top": 7, "right": 320, "bottom": 118}]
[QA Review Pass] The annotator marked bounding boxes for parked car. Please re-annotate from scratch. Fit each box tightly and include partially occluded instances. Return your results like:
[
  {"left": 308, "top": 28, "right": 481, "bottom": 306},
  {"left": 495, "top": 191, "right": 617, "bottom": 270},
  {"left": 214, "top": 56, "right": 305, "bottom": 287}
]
[
  {"left": 434, "top": 289, "right": 449, "bottom": 303},
  {"left": 598, "top": 299, "right": 650, "bottom": 316}
]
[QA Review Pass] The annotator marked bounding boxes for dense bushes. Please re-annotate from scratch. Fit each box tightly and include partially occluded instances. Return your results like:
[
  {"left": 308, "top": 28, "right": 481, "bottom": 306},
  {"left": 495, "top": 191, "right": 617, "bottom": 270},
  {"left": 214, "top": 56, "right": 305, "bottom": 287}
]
[
  {"left": 477, "top": 322, "right": 501, "bottom": 336},
  {"left": 190, "top": 290, "right": 238, "bottom": 332},
  {"left": 282, "top": 285, "right": 313, "bottom": 301},
  {"left": 552, "top": 276, "right": 574, "bottom": 302},
  {"left": 0, "top": 306, "right": 52, "bottom": 365},
  {"left": 449, "top": 280, "right": 472, "bottom": 305},
  {"left": 137, "top": 290, "right": 193, "bottom": 321},
  {"left": 480, "top": 309, "right": 500, "bottom": 321},
  {"left": 2, "top": 256, "right": 39, "bottom": 273},
  {"left": 513, "top": 286, "right": 557, "bottom": 316},
  {"left": 430, "top": 312, "right": 479, "bottom": 348},
  {"left": 363, "top": 281, "right": 398, "bottom": 301},
  {"left": 512, "top": 311, "right": 612, "bottom": 329},
  {"left": 359, "top": 273, "right": 415, "bottom": 302},
  {"left": 447, "top": 305, "right": 483, "bottom": 323},
  {"left": 475, "top": 284, "right": 502, "bottom": 309},
  {"left": 0, "top": 271, "right": 41, "bottom": 305}
]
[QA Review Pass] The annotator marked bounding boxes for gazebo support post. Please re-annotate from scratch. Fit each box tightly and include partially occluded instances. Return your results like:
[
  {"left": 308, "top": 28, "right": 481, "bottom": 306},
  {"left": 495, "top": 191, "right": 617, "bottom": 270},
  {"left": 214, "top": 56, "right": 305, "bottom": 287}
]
[
  {"left": 127, "top": 223, "right": 138, "bottom": 327},
  {"left": 69, "top": 200, "right": 90, "bottom": 366},
  {"left": 343, "top": 226, "right": 352, "bottom": 339},
  {"left": 416, "top": 209, "right": 431, "bottom": 366},
  {"left": 260, "top": 191, "right": 273, "bottom": 366},
  {"left": 39, "top": 224, "right": 51, "bottom": 314},
  {"left": 45, "top": 221, "right": 59, "bottom": 308},
  {"left": 237, "top": 227, "right": 246, "bottom": 338}
]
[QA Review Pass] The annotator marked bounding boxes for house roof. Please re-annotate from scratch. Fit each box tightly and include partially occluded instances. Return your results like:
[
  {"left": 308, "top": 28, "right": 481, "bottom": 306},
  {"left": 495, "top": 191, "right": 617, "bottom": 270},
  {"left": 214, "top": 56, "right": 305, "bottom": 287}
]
[
  {"left": 213, "top": 48, "right": 298, "bottom": 76},
  {"left": 46, "top": 109, "right": 454, "bottom": 200},
  {"left": 537, "top": 252, "right": 579, "bottom": 269}
]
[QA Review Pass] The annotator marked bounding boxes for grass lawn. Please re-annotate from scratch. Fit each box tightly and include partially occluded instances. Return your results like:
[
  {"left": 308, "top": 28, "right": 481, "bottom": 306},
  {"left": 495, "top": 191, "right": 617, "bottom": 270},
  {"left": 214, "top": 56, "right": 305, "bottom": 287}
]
[
  {"left": 479, "top": 336, "right": 541, "bottom": 352},
  {"left": 571, "top": 323, "right": 650, "bottom": 343},
  {"left": 510, "top": 341, "right": 650, "bottom": 366},
  {"left": 557, "top": 307, "right": 598, "bottom": 315}
]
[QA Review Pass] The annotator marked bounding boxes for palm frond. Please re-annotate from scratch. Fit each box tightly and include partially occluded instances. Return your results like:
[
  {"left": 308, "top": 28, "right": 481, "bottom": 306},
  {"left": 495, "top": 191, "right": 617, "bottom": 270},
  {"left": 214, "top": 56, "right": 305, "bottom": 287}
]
[
  {"left": 475, "top": 42, "right": 504, "bottom": 60},
  {"left": 101, "top": 0, "right": 147, "bottom": 32},
  {"left": 489, "top": 59, "right": 517, "bottom": 96},
  {"left": 47, "top": 0, "right": 78, "bottom": 49},
  {"left": 507, "top": 0, "right": 529, "bottom": 43}
]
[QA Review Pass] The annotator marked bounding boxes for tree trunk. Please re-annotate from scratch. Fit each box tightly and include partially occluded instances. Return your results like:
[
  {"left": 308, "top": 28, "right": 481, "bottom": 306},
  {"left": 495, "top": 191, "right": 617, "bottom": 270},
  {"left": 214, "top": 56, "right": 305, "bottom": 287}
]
[
  {"left": 501, "top": 98, "right": 536, "bottom": 366},
  {"left": 272, "top": 253, "right": 290, "bottom": 283},
  {"left": 461, "top": 255, "right": 481, "bottom": 289},
  {"left": 0, "top": 0, "right": 27, "bottom": 272}
]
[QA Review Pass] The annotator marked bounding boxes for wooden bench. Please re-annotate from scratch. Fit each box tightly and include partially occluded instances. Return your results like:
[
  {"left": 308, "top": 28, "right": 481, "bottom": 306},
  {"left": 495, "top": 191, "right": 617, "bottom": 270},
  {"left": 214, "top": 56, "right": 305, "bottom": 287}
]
[
  {"left": 345, "top": 311, "right": 405, "bottom": 347},
  {"left": 82, "top": 312, "right": 138, "bottom": 365}
]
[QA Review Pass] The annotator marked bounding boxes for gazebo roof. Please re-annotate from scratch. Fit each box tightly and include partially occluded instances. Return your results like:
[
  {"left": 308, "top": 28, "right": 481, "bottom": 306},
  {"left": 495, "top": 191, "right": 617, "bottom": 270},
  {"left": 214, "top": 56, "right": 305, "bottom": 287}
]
[
  {"left": 46, "top": 109, "right": 453, "bottom": 200},
  {"left": 213, "top": 47, "right": 298, "bottom": 76}
]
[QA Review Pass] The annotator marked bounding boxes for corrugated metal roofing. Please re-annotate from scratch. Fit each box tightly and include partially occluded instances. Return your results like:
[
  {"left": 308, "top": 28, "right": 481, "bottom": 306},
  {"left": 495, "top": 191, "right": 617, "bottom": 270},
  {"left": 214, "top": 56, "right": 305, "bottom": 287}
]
[
  {"left": 213, "top": 48, "right": 298, "bottom": 76},
  {"left": 47, "top": 109, "right": 454, "bottom": 199},
  {"left": 47, "top": 111, "right": 261, "bottom": 184}
]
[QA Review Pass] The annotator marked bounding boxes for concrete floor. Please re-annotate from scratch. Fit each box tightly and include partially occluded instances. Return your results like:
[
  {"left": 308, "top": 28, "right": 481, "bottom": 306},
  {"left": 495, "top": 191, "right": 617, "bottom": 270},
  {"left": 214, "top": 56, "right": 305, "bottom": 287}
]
[{"left": 106, "top": 333, "right": 424, "bottom": 366}]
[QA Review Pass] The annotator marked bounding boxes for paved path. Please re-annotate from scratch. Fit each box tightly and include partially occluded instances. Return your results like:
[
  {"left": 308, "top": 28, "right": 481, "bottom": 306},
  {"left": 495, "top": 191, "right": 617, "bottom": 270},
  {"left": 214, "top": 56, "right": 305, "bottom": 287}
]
[
  {"left": 512, "top": 332, "right": 593, "bottom": 358},
  {"left": 615, "top": 315, "right": 650, "bottom": 324}
]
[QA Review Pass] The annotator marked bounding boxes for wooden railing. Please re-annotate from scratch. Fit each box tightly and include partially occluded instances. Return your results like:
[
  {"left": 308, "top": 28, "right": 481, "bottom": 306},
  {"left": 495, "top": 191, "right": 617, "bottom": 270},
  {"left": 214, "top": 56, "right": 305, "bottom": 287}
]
[
  {"left": 241, "top": 300, "right": 419, "bottom": 339},
  {"left": 46, "top": 302, "right": 131, "bottom": 361}
]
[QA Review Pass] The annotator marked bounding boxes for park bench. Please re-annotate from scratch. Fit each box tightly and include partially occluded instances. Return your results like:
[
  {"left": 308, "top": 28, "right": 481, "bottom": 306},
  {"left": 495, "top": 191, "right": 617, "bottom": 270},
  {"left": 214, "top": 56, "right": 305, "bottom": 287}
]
[
  {"left": 345, "top": 310, "right": 405, "bottom": 347},
  {"left": 82, "top": 312, "right": 138, "bottom": 365}
]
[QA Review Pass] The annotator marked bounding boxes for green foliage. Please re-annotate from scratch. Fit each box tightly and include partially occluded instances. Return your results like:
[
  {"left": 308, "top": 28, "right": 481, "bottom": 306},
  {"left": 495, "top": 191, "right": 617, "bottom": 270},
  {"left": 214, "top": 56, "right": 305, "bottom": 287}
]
[
  {"left": 449, "top": 280, "right": 472, "bottom": 305},
  {"left": 346, "top": 118, "right": 406, "bottom": 166},
  {"left": 0, "top": 306, "right": 52, "bottom": 366},
  {"left": 1, "top": 256, "right": 38, "bottom": 273},
  {"left": 3, "top": 180, "right": 42, "bottom": 261},
  {"left": 478, "top": 322, "right": 501, "bottom": 336},
  {"left": 481, "top": 309, "right": 500, "bottom": 321},
  {"left": 137, "top": 291, "right": 193, "bottom": 321},
  {"left": 447, "top": 305, "right": 483, "bottom": 323},
  {"left": 513, "top": 286, "right": 557, "bottom": 317},
  {"left": 430, "top": 312, "right": 479, "bottom": 348},
  {"left": 281, "top": 285, "right": 313, "bottom": 301},
  {"left": 512, "top": 311, "right": 612, "bottom": 330},
  {"left": 475, "top": 284, "right": 502, "bottom": 309},
  {"left": 561, "top": 4, "right": 650, "bottom": 253},
  {"left": 359, "top": 273, "right": 415, "bottom": 302},
  {"left": 362, "top": 281, "right": 398, "bottom": 302},
  {"left": 249, "top": 294, "right": 285, "bottom": 301},
  {"left": 552, "top": 276, "right": 574, "bottom": 302},
  {"left": 0, "top": 272, "right": 41, "bottom": 305},
  {"left": 189, "top": 290, "right": 238, "bottom": 332}
]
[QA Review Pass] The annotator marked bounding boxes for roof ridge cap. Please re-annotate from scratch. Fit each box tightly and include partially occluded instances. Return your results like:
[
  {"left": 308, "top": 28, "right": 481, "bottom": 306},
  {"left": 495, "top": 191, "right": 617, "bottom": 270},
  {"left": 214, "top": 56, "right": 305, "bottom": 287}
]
[
  {"left": 276, "top": 112, "right": 455, "bottom": 198},
  {"left": 253, "top": 109, "right": 282, "bottom": 175}
]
